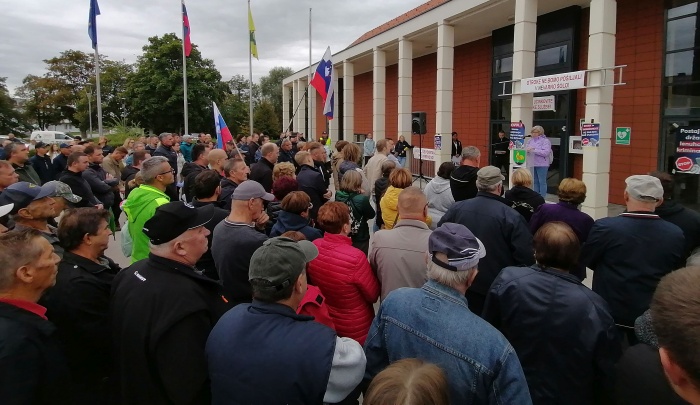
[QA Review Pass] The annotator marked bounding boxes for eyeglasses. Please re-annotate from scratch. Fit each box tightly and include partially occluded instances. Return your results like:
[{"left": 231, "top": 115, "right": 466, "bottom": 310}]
[{"left": 158, "top": 168, "right": 175, "bottom": 176}]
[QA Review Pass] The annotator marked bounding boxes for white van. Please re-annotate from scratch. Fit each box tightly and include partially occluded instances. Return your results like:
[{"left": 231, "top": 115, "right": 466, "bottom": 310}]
[{"left": 30, "top": 131, "right": 75, "bottom": 144}]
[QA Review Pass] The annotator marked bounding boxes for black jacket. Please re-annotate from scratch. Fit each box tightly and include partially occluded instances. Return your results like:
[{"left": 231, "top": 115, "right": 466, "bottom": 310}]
[
  {"left": 249, "top": 158, "right": 275, "bottom": 192},
  {"left": 278, "top": 149, "right": 296, "bottom": 166},
  {"left": 52, "top": 154, "right": 69, "bottom": 179},
  {"left": 374, "top": 177, "right": 390, "bottom": 228},
  {"left": 297, "top": 164, "right": 327, "bottom": 220},
  {"left": 30, "top": 154, "right": 55, "bottom": 185},
  {"left": 451, "top": 139, "right": 463, "bottom": 157},
  {"left": 655, "top": 199, "right": 700, "bottom": 259},
  {"left": 504, "top": 185, "right": 546, "bottom": 222},
  {"left": 315, "top": 160, "right": 331, "bottom": 189},
  {"left": 83, "top": 163, "right": 118, "bottom": 209},
  {"left": 192, "top": 201, "right": 229, "bottom": 280},
  {"left": 438, "top": 192, "right": 534, "bottom": 295},
  {"left": 394, "top": 140, "right": 413, "bottom": 158},
  {"left": 40, "top": 252, "right": 120, "bottom": 401},
  {"left": 0, "top": 301, "right": 72, "bottom": 405},
  {"left": 121, "top": 165, "right": 140, "bottom": 199},
  {"left": 153, "top": 145, "right": 178, "bottom": 174},
  {"left": 218, "top": 177, "right": 239, "bottom": 211},
  {"left": 581, "top": 212, "right": 685, "bottom": 327},
  {"left": 450, "top": 165, "right": 479, "bottom": 201},
  {"left": 181, "top": 162, "right": 208, "bottom": 202},
  {"left": 484, "top": 265, "right": 621, "bottom": 405},
  {"left": 59, "top": 170, "right": 101, "bottom": 208},
  {"left": 111, "top": 254, "right": 230, "bottom": 405}
]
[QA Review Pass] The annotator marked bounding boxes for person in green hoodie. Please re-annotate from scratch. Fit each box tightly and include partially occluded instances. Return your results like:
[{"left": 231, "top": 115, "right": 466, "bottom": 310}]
[
  {"left": 335, "top": 170, "right": 375, "bottom": 255},
  {"left": 122, "top": 156, "right": 172, "bottom": 263}
]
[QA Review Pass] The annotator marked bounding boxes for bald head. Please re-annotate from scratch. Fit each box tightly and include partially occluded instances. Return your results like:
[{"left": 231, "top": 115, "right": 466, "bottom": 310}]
[
  {"left": 208, "top": 149, "right": 228, "bottom": 169},
  {"left": 398, "top": 187, "right": 427, "bottom": 220}
]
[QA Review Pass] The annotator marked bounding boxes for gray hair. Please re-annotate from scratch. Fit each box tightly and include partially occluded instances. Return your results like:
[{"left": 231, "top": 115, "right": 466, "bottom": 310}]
[
  {"left": 531, "top": 125, "right": 545, "bottom": 134},
  {"left": 141, "top": 156, "right": 169, "bottom": 183},
  {"left": 0, "top": 229, "right": 45, "bottom": 292},
  {"left": 476, "top": 182, "right": 501, "bottom": 193},
  {"left": 426, "top": 259, "right": 474, "bottom": 290},
  {"left": 158, "top": 132, "right": 172, "bottom": 141},
  {"left": 461, "top": 146, "right": 480, "bottom": 161},
  {"left": 281, "top": 139, "right": 292, "bottom": 147}
]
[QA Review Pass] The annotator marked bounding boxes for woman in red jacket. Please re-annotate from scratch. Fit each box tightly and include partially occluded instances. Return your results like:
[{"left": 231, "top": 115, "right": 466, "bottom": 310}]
[{"left": 307, "top": 202, "right": 380, "bottom": 344}]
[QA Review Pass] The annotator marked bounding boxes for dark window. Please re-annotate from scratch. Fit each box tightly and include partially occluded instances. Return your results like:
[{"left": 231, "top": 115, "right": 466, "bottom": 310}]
[
  {"left": 494, "top": 56, "right": 514, "bottom": 74},
  {"left": 536, "top": 45, "right": 568, "bottom": 67},
  {"left": 667, "top": 16, "right": 697, "bottom": 51}
]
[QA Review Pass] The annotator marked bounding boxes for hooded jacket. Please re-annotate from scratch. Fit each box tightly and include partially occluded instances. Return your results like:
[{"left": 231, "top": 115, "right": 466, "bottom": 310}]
[
  {"left": 335, "top": 190, "right": 375, "bottom": 241},
  {"left": 218, "top": 177, "right": 239, "bottom": 211},
  {"left": 122, "top": 185, "right": 170, "bottom": 263},
  {"left": 423, "top": 176, "right": 454, "bottom": 228},
  {"left": 270, "top": 210, "right": 322, "bottom": 241},
  {"left": 504, "top": 185, "right": 546, "bottom": 222},
  {"left": 450, "top": 164, "right": 479, "bottom": 202},
  {"left": 654, "top": 199, "right": 700, "bottom": 259}
]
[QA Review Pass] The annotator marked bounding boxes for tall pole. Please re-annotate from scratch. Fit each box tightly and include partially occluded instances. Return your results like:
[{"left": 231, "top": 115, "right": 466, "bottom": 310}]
[
  {"left": 308, "top": 8, "right": 312, "bottom": 140},
  {"left": 87, "top": 88, "right": 93, "bottom": 137},
  {"left": 248, "top": 0, "right": 254, "bottom": 136},
  {"left": 94, "top": 45, "right": 103, "bottom": 138},
  {"left": 182, "top": 11, "right": 189, "bottom": 136}
]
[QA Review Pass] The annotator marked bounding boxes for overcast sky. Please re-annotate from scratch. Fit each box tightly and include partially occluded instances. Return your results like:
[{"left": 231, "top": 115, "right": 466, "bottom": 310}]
[{"left": 0, "top": 0, "right": 428, "bottom": 92}]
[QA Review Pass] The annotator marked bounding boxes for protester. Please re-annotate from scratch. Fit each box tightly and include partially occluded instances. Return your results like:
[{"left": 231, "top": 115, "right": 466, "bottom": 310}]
[
  {"left": 581, "top": 175, "right": 685, "bottom": 343},
  {"left": 424, "top": 162, "right": 455, "bottom": 228},
  {"left": 180, "top": 134, "right": 196, "bottom": 162},
  {"left": 83, "top": 145, "right": 119, "bottom": 215},
  {"left": 40, "top": 208, "right": 120, "bottom": 403},
  {"left": 451, "top": 131, "right": 463, "bottom": 165},
  {"left": 364, "top": 139, "right": 390, "bottom": 195},
  {"left": 144, "top": 135, "right": 158, "bottom": 154},
  {"left": 247, "top": 132, "right": 261, "bottom": 166},
  {"left": 295, "top": 151, "right": 330, "bottom": 220},
  {"left": 122, "top": 156, "right": 172, "bottom": 262},
  {"left": 374, "top": 160, "right": 396, "bottom": 230},
  {"left": 363, "top": 133, "right": 376, "bottom": 166},
  {"left": 364, "top": 223, "right": 532, "bottom": 404},
  {"left": 96, "top": 137, "right": 113, "bottom": 156},
  {"left": 381, "top": 168, "right": 424, "bottom": 229},
  {"left": 206, "top": 237, "right": 365, "bottom": 404},
  {"left": 43, "top": 180, "right": 82, "bottom": 219},
  {"left": 483, "top": 222, "right": 620, "bottom": 404},
  {"left": 152, "top": 132, "right": 179, "bottom": 201},
  {"left": 121, "top": 150, "right": 149, "bottom": 199},
  {"left": 272, "top": 161, "right": 296, "bottom": 182},
  {"left": 308, "top": 142, "right": 332, "bottom": 189},
  {"left": 278, "top": 138, "right": 296, "bottom": 165},
  {"left": 650, "top": 171, "right": 700, "bottom": 260},
  {"left": 307, "top": 202, "right": 380, "bottom": 345},
  {"left": 438, "top": 166, "right": 534, "bottom": 315},
  {"left": 124, "top": 141, "right": 145, "bottom": 165},
  {"left": 191, "top": 170, "right": 229, "bottom": 280},
  {"left": 58, "top": 152, "right": 102, "bottom": 208},
  {"left": 181, "top": 143, "right": 210, "bottom": 202},
  {"left": 30, "top": 142, "right": 55, "bottom": 185},
  {"left": 219, "top": 157, "right": 249, "bottom": 210},
  {"left": 6, "top": 142, "right": 41, "bottom": 185},
  {"left": 338, "top": 142, "right": 362, "bottom": 182},
  {"left": 265, "top": 176, "right": 298, "bottom": 232},
  {"left": 504, "top": 167, "right": 545, "bottom": 222},
  {"left": 331, "top": 140, "right": 349, "bottom": 191},
  {"left": 212, "top": 180, "right": 273, "bottom": 305},
  {"left": 0, "top": 229, "right": 67, "bottom": 404},
  {"left": 525, "top": 125, "right": 552, "bottom": 197},
  {"left": 52, "top": 143, "right": 72, "bottom": 176},
  {"left": 450, "top": 146, "right": 480, "bottom": 201},
  {"left": 493, "top": 130, "right": 510, "bottom": 175},
  {"left": 270, "top": 190, "right": 322, "bottom": 240},
  {"left": 111, "top": 202, "right": 229, "bottom": 405},
  {"left": 335, "top": 170, "right": 375, "bottom": 254},
  {"left": 102, "top": 146, "right": 127, "bottom": 221},
  {"left": 0, "top": 160, "right": 19, "bottom": 195},
  {"left": 363, "top": 359, "right": 450, "bottom": 405},
  {"left": 207, "top": 148, "right": 228, "bottom": 177}
]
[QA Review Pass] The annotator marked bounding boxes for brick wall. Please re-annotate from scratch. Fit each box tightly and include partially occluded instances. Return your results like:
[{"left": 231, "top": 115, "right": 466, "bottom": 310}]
[
  {"left": 354, "top": 72, "right": 373, "bottom": 135},
  {"left": 386, "top": 64, "right": 399, "bottom": 136}
]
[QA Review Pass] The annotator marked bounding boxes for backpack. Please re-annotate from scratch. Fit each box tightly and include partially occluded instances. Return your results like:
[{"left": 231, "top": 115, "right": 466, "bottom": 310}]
[{"left": 121, "top": 221, "right": 133, "bottom": 257}]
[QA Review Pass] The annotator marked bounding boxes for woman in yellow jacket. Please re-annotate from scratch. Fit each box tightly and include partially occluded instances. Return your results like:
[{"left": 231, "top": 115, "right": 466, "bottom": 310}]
[{"left": 380, "top": 168, "right": 431, "bottom": 229}]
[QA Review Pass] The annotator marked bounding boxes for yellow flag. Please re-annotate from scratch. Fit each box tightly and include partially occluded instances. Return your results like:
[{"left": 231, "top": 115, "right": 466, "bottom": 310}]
[{"left": 248, "top": 4, "right": 258, "bottom": 60}]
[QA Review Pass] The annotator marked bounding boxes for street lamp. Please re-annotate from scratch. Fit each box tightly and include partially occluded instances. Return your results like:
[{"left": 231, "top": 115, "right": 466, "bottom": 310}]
[{"left": 86, "top": 85, "right": 93, "bottom": 138}]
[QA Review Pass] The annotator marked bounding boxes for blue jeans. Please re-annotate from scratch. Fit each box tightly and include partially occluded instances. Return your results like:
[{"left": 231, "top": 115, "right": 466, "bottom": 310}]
[
  {"left": 397, "top": 156, "right": 406, "bottom": 167},
  {"left": 531, "top": 166, "right": 548, "bottom": 197}
]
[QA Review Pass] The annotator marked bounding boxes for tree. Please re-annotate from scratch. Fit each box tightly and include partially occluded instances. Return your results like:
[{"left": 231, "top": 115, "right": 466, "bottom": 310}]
[
  {"left": 0, "top": 78, "right": 31, "bottom": 134},
  {"left": 74, "top": 60, "right": 133, "bottom": 134},
  {"left": 219, "top": 93, "right": 248, "bottom": 137},
  {"left": 253, "top": 101, "right": 280, "bottom": 136},
  {"left": 259, "top": 66, "right": 293, "bottom": 129},
  {"left": 15, "top": 75, "right": 63, "bottom": 130},
  {"left": 43, "top": 50, "right": 95, "bottom": 126},
  {"left": 124, "top": 33, "right": 228, "bottom": 134}
]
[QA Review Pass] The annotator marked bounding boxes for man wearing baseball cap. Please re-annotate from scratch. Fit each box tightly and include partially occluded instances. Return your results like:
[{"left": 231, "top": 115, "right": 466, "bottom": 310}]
[
  {"left": 111, "top": 201, "right": 230, "bottom": 404},
  {"left": 43, "top": 180, "right": 82, "bottom": 215},
  {"left": 364, "top": 223, "right": 531, "bottom": 404},
  {"left": 51, "top": 143, "right": 72, "bottom": 176},
  {"left": 581, "top": 175, "right": 685, "bottom": 343},
  {"left": 438, "top": 165, "right": 534, "bottom": 315},
  {"left": 212, "top": 180, "right": 273, "bottom": 305},
  {"left": 207, "top": 237, "right": 366, "bottom": 404},
  {"left": 29, "top": 141, "right": 55, "bottom": 185}
]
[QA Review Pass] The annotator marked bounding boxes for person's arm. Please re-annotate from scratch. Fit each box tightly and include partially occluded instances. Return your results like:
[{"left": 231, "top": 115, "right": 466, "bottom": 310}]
[
  {"left": 361, "top": 196, "right": 376, "bottom": 220},
  {"left": 580, "top": 222, "right": 606, "bottom": 271},
  {"left": 481, "top": 276, "right": 503, "bottom": 328},
  {"left": 0, "top": 339, "right": 46, "bottom": 405},
  {"left": 533, "top": 138, "right": 552, "bottom": 157},
  {"left": 82, "top": 169, "right": 113, "bottom": 195},
  {"left": 437, "top": 204, "right": 456, "bottom": 227},
  {"left": 362, "top": 304, "right": 389, "bottom": 384},
  {"left": 324, "top": 337, "right": 366, "bottom": 404},
  {"left": 489, "top": 346, "right": 533, "bottom": 405},
  {"left": 353, "top": 256, "right": 380, "bottom": 304},
  {"left": 510, "top": 218, "right": 535, "bottom": 266}
]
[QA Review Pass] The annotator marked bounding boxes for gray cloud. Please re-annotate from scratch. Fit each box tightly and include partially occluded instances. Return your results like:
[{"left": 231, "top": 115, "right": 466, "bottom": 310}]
[{"left": 0, "top": 0, "right": 426, "bottom": 92}]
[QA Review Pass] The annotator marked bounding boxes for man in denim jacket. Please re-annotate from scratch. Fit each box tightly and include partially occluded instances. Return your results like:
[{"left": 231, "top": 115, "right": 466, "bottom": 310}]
[{"left": 363, "top": 223, "right": 532, "bottom": 404}]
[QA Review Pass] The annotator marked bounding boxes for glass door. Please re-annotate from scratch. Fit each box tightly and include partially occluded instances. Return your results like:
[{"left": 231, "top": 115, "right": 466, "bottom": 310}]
[
  {"left": 533, "top": 120, "right": 567, "bottom": 194},
  {"left": 662, "top": 119, "right": 700, "bottom": 210}
]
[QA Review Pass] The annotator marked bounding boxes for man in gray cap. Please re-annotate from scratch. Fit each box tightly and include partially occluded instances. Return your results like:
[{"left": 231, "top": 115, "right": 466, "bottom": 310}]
[
  {"left": 207, "top": 237, "right": 366, "bottom": 404},
  {"left": 212, "top": 180, "right": 273, "bottom": 305},
  {"left": 438, "top": 165, "right": 534, "bottom": 315},
  {"left": 364, "top": 223, "right": 532, "bottom": 404},
  {"left": 581, "top": 174, "right": 685, "bottom": 343}
]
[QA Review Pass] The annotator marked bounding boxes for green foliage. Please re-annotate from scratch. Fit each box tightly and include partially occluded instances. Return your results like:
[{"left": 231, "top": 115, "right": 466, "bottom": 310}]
[
  {"left": 0, "top": 77, "right": 31, "bottom": 134},
  {"left": 15, "top": 75, "right": 64, "bottom": 130},
  {"left": 259, "top": 66, "right": 293, "bottom": 129},
  {"left": 74, "top": 60, "right": 133, "bottom": 134},
  {"left": 105, "top": 117, "right": 144, "bottom": 147},
  {"left": 254, "top": 101, "right": 280, "bottom": 136}
]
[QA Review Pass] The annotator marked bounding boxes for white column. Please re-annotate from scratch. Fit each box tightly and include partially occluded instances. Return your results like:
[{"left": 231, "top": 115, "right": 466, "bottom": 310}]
[
  {"left": 582, "top": 0, "right": 617, "bottom": 219},
  {"left": 292, "top": 80, "right": 300, "bottom": 132},
  {"left": 298, "top": 78, "right": 307, "bottom": 136},
  {"left": 510, "top": 0, "right": 537, "bottom": 184},
  {"left": 434, "top": 23, "right": 454, "bottom": 172},
  {"left": 328, "top": 66, "right": 340, "bottom": 145},
  {"left": 398, "top": 38, "right": 413, "bottom": 139},
  {"left": 282, "top": 84, "right": 290, "bottom": 132},
  {"left": 373, "top": 48, "right": 387, "bottom": 141},
  {"left": 343, "top": 61, "right": 355, "bottom": 141}
]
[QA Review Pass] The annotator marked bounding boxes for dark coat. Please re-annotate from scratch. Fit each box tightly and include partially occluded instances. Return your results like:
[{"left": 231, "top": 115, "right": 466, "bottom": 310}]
[
  {"left": 153, "top": 144, "right": 178, "bottom": 174},
  {"left": 297, "top": 164, "right": 327, "bottom": 220},
  {"left": 270, "top": 210, "right": 323, "bottom": 241},
  {"left": 655, "top": 199, "right": 700, "bottom": 259},
  {"left": 451, "top": 139, "right": 463, "bottom": 157},
  {"left": 315, "top": 161, "right": 332, "bottom": 189},
  {"left": 246, "top": 141, "right": 260, "bottom": 166},
  {"left": 83, "top": 163, "right": 118, "bottom": 209},
  {"left": 278, "top": 149, "right": 296, "bottom": 165},
  {"left": 0, "top": 301, "right": 72, "bottom": 405},
  {"left": 374, "top": 177, "right": 390, "bottom": 228},
  {"left": 30, "top": 154, "right": 55, "bottom": 185},
  {"left": 192, "top": 200, "right": 229, "bottom": 280},
  {"left": 181, "top": 162, "right": 208, "bottom": 202},
  {"left": 121, "top": 165, "right": 140, "bottom": 199},
  {"left": 218, "top": 177, "right": 239, "bottom": 211},
  {"left": 14, "top": 162, "right": 41, "bottom": 185},
  {"left": 249, "top": 158, "right": 275, "bottom": 192},
  {"left": 450, "top": 164, "right": 479, "bottom": 202},
  {"left": 394, "top": 140, "right": 413, "bottom": 158},
  {"left": 483, "top": 265, "right": 621, "bottom": 405},
  {"left": 111, "top": 254, "right": 230, "bottom": 405},
  {"left": 504, "top": 185, "right": 545, "bottom": 222},
  {"left": 581, "top": 212, "right": 685, "bottom": 327},
  {"left": 59, "top": 170, "right": 100, "bottom": 208},
  {"left": 52, "top": 154, "right": 69, "bottom": 178},
  {"left": 438, "top": 192, "right": 534, "bottom": 296}
]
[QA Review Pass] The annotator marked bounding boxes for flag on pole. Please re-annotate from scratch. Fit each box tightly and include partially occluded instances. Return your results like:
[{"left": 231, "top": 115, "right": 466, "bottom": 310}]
[
  {"left": 310, "top": 47, "right": 335, "bottom": 119},
  {"left": 213, "top": 102, "right": 234, "bottom": 149},
  {"left": 88, "top": 0, "right": 100, "bottom": 49},
  {"left": 248, "top": 3, "right": 258, "bottom": 60},
  {"left": 182, "top": 0, "right": 192, "bottom": 57}
]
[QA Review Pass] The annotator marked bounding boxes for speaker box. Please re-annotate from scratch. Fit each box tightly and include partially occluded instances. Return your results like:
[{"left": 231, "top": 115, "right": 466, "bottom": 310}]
[{"left": 411, "top": 111, "right": 427, "bottom": 135}]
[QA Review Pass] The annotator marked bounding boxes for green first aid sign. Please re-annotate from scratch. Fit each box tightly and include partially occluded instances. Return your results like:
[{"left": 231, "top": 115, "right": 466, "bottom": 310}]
[{"left": 616, "top": 127, "right": 631, "bottom": 145}]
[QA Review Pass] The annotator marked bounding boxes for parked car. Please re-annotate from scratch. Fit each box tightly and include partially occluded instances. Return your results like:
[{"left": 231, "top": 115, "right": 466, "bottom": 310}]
[{"left": 30, "top": 131, "right": 75, "bottom": 144}]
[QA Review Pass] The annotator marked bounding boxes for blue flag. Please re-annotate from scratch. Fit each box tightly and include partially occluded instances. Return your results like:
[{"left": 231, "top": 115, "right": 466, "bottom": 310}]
[{"left": 88, "top": 0, "right": 100, "bottom": 49}]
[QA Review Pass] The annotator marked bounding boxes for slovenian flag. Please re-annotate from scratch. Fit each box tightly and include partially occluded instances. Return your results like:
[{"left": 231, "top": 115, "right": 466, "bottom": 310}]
[
  {"left": 213, "top": 102, "right": 233, "bottom": 149},
  {"left": 310, "top": 47, "right": 334, "bottom": 120},
  {"left": 88, "top": 0, "right": 100, "bottom": 50},
  {"left": 182, "top": 0, "right": 192, "bottom": 57}
]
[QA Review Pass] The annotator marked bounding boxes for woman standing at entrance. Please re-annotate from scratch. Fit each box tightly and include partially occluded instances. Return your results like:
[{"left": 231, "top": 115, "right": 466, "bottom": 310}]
[{"left": 525, "top": 125, "right": 552, "bottom": 198}]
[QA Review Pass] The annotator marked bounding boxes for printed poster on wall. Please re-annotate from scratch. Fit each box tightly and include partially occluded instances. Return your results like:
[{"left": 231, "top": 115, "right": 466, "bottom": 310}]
[
  {"left": 581, "top": 123, "right": 600, "bottom": 147},
  {"left": 434, "top": 135, "right": 442, "bottom": 151},
  {"left": 675, "top": 126, "right": 700, "bottom": 174},
  {"left": 510, "top": 122, "right": 525, "bottom": 149}
]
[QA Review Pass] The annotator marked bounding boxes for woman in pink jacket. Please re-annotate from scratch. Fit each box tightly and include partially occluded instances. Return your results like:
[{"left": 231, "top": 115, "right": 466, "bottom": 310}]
[{"left": 307, "top": 202, "right": 380, "bottom": 344}]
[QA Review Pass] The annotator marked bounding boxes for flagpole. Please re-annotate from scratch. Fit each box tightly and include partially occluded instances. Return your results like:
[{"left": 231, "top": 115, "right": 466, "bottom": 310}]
[
  {"left": 248, "top": 0, "right": 254, "bottom": 137},
  {"left": 308, "top": 8, "right": 312, "bottom": 140},
  {"left": 94, "top": 44, "right": 103, "bottom": 138},
  {"left": 182, "top": 2, "right": 189, "bottom": 136}
]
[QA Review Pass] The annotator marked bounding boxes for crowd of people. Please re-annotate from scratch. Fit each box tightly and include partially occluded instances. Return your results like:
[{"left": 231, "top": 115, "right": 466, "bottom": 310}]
[{"left": 0, "top": 128, "right": 700, "bottom": 405}]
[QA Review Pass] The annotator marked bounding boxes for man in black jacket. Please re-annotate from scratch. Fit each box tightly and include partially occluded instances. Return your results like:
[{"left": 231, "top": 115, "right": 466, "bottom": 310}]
[
  {"left": 153, "top": 133, "right": 179, "bottom": 201},
  {"left": 30, "top": 142, "right": 55, "bottom": 184},
  {"left": 0, "top": 228, "right": 69, "bottom": 404},
  {"left": 181, "top": 144, "right": 210, "bottom": 203},
  {"left": 650, "top": 171, "right": 700, "bottom": 260},
  {"left": 450, "top": 146, "right": 481, "bottom": 202},
  {"left": 83, "top": 146, "right": 118, "bottom": 210},
  {"left": 439, "top": 166, "right": 534, "bottom": 315},
  {"left": 295, "top": 151, "right": 330, "bottom": 221},
  {"left": 59, "top": 152, "right": 102, "bottom": 208},
  {"left": 308, "top": 142, "right": 331, "bottom": 189},
  {"left": 219, "top": 157, "right": 249, "bottom": 211},
  {"left": 249, "top": 143, "right": 278, "bottom": 192},
  {"left": 111, "top": 202, "right": 230, "bottom": 405},
  {"left": 451, "top": 131, "right": 462, "bottom": 165},
  {"left": 121, "top": 150, "right": 149, "bottom": 199},
  {"left": 52, "top": 143, "right": 72, "bottom": 177},
  {"left": 191, "top": 170, "right": 229, "bottom": 280}
]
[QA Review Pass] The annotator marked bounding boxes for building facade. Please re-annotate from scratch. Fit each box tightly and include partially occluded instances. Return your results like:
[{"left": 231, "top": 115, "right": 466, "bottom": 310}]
[{"left": 283, "top": 0, "right": 700, "bottom": 217}]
